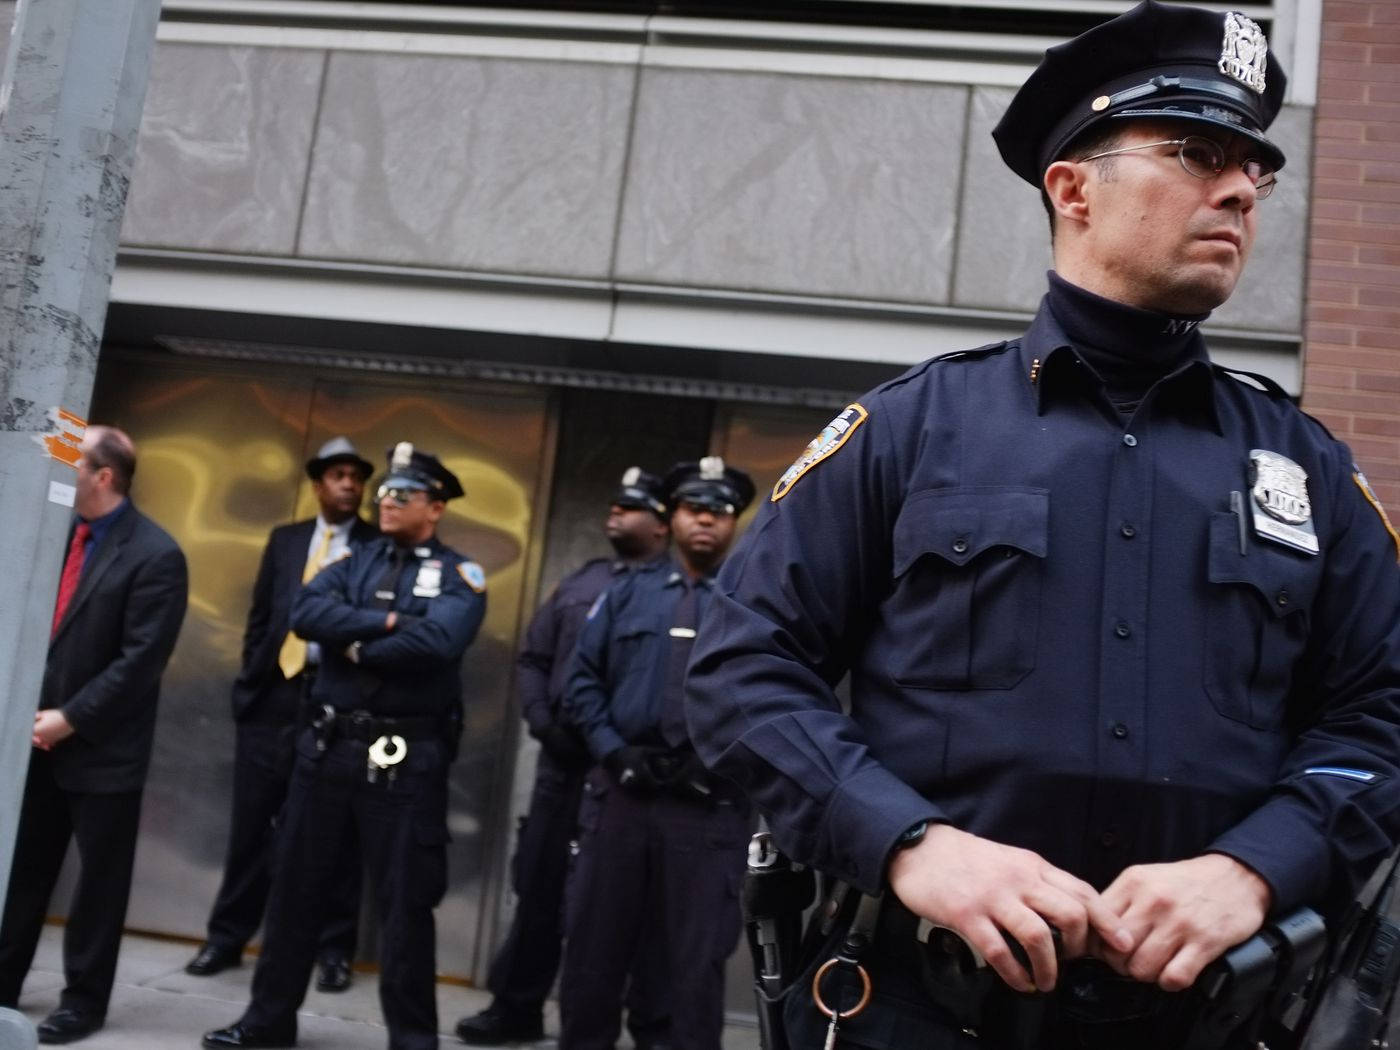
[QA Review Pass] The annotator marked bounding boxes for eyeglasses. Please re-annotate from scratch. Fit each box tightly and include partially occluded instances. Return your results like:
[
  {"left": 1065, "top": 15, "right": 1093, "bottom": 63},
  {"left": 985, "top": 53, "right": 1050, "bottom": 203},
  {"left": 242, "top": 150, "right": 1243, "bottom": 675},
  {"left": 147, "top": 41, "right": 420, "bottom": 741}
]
[
  {"left": 1079, "top": 136, "right": 1276, "bottom": 199},
  {"left": 376, "top": 485, "right": 428, "bottom": 506}
]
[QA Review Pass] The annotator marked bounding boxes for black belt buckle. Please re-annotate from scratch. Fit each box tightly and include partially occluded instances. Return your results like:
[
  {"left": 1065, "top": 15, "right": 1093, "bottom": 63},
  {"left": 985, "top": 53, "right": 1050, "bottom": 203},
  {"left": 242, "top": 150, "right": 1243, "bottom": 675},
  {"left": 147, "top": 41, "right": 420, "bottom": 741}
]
[{"left": 347, "top": 709, "right": 376, "bottom": 740}]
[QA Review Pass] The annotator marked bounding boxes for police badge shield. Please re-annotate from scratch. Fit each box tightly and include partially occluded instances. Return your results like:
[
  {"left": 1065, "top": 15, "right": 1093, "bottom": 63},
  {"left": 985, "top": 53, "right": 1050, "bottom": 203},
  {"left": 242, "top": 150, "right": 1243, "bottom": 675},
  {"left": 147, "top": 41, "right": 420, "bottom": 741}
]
[
  {"left": 1249, "top": 450, "right": 1318, "bottom": 554},
  {"left": 1219, "top": 11, "right": 1268, "bottom": 94},
  {"left": 413, "top": 559, "right": 443, "bottom": 597}
]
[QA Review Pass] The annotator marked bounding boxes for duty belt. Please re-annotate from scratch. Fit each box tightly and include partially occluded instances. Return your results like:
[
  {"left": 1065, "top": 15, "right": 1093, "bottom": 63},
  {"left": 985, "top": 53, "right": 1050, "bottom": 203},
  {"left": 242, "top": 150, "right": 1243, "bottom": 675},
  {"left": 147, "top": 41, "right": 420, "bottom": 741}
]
[
  {"left": 318, "top": 708, "right": 442, "bottom": 742},
  {"left": 870, "top": 899, "right": 1325, "bottom": 1050}
]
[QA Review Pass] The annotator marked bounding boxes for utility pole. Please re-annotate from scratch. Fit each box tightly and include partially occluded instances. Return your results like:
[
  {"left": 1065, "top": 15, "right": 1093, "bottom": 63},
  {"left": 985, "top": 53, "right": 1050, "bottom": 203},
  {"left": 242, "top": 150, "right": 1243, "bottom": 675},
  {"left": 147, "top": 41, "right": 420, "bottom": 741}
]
[{"left": 0, "top": 2, "right": 160, "bottom": 1044}]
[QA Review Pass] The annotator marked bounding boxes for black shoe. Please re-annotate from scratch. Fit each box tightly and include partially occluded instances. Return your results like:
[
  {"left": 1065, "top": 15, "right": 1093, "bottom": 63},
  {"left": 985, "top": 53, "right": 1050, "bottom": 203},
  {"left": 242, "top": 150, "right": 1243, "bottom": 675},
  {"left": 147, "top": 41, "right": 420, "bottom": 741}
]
[
  {"left": 314, "top": 956, "right": 352, "bottom": 993},
  {"left": 36, "top": 1007, "right": 103, "bottom": 1045},
  {"left": 201, "top": 1021, "right": 296, "bottom": 1048},
  {"left": 454, "top": 1004, "right": 544, "bottom": 1045},
  {"left": 186, "top": 942, "right": 242, "bottom": 976}
]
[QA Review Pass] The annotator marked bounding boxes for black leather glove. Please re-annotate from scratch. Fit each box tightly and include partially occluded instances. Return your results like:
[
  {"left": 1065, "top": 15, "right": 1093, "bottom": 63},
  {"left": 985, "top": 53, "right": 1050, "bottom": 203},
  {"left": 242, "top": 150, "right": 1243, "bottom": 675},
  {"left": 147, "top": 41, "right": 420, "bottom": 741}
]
[
  {"left": 535, "top": 723, "right": 589, "bottom": 765},
  {"left": 603, "top": 745, "right": 662, "bottom": 793}
]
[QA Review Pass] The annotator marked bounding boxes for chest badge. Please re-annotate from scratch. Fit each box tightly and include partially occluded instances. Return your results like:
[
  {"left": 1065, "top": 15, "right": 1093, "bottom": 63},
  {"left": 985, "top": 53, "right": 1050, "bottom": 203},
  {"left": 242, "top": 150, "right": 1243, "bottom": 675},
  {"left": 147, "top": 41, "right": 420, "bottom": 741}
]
[
  {"left": 1249, "top": 450, "right": 1318, "bottom": 555},
  {"left": 413, "top": 559, "right": 443, "bottom": 598}
]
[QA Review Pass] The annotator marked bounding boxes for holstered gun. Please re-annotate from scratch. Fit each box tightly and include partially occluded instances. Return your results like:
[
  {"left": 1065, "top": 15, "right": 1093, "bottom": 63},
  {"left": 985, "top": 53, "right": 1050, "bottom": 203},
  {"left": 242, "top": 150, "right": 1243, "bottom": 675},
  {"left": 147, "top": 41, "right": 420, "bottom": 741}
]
[
  {"left": 743, "top": 828, "right": 815, "bottom": 1050},
  {"left": 1182, "top": 907, "right": 1327, "bottom": 1049},
  {"left": 1292, "top": 849, "right": 1400, "bottom": 1050}
]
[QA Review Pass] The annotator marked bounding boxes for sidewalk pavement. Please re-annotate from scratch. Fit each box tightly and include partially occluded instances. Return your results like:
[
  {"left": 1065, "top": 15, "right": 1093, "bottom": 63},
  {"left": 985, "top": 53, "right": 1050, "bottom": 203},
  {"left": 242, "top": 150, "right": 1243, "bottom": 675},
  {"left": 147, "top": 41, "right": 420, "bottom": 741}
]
[{"left": 6, "top": 925, "right": 762, "bottom": 1049}]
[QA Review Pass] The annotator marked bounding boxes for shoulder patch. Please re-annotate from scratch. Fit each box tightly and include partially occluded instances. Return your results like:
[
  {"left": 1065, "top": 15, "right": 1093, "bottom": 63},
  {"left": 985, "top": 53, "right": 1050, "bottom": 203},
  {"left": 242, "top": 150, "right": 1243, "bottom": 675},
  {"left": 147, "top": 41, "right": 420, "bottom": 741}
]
[
  {"left": 771, "top": 403, "right": 869, "bottom": 503},
  {"left": 457, "top": 560, "right": 487, "bottom": 593},
  {"left": 1354, "top": 468, "right": 1400, "bottom": 563}
]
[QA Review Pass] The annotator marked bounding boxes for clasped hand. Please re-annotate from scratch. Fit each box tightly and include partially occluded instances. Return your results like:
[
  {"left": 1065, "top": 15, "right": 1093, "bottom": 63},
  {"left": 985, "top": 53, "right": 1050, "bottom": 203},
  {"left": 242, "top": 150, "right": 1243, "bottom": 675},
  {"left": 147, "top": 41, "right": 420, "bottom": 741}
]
[{"left": 887, "top": 824, "right": 1272, "bottom": 994}]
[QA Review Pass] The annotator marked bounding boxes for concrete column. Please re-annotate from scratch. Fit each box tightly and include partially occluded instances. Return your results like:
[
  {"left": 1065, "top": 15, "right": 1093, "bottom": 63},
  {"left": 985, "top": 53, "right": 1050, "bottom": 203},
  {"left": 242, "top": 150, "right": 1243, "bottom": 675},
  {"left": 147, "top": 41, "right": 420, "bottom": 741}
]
[{"left": 0, "top": 2, "right": 160, "bottom": 1038}]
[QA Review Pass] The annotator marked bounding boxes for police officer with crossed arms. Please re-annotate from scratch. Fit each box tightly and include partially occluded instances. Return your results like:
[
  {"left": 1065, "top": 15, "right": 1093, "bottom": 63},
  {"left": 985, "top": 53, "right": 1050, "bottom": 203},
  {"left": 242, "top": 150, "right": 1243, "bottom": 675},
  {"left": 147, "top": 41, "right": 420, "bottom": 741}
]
[
  {"left": 686, "top": 4, "right": 1400, "bottom": 1048},
  {"left": 203, "top": 442, "right": 486, "bottom": 1050}
]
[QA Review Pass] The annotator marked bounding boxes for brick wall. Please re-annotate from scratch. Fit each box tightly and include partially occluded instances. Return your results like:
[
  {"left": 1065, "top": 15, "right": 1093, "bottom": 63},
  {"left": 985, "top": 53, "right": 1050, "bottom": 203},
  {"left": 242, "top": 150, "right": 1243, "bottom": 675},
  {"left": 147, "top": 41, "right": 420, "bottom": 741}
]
[{"left": 1300, "top": 0, "right": 1400, "bottom": 510}]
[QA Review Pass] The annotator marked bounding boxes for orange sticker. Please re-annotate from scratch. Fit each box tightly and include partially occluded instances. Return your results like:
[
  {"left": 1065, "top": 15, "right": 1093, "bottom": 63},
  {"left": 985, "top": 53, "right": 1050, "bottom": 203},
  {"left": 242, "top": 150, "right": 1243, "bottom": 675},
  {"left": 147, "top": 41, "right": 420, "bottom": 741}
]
[{"left": 36, "top": 408, "right": 86, "bottom": 467}]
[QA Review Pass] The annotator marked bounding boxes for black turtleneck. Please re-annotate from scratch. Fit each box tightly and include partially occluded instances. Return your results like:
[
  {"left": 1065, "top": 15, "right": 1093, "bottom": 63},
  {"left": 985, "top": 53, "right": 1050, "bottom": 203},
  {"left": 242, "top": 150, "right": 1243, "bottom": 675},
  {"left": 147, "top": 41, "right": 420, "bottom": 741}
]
[{"left": 1044, "top": 271, "right": 1210, "bottom": 418}]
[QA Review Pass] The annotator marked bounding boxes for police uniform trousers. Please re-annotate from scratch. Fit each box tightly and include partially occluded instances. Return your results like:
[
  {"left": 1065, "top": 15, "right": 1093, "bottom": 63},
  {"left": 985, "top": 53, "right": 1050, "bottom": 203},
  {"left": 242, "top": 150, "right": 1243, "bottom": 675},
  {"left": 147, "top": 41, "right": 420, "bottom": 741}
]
[
  {"left": 487, "top": 750, "right": 671, "bottom": 1044},
  {"left": 559, "top": 765, "right": 749, "bottom": 1050},
  {"left": 240, "top": 729, "right": 449, "bottom": 1050},
  {"left": 204, "top": 678, "right": 360, "bottom": 961},
  {"left": 0, "top": 750, "right": 143, "bottom": 1019}
]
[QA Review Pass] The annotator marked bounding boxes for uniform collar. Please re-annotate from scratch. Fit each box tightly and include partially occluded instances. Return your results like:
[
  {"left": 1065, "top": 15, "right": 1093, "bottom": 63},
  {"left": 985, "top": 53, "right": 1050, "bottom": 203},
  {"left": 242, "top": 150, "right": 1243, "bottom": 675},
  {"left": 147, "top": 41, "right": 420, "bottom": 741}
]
[
  {"left": 1020, "top": 298, "right": 1223, "bottom": 435},
  {"left": 383, "top": 535, "right": 440, "bottom": 558},
  {"left": 611, "top": 551, "right": 670, "bottom": 575},
  {"left": 663, "top": 557, "right": 716, "bottom": 589}
]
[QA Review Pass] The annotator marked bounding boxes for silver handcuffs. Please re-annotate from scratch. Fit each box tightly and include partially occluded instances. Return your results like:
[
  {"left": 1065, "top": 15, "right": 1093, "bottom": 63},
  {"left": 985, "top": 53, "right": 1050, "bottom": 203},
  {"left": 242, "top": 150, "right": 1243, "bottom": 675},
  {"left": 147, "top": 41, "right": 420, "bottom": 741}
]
[{"left": 367, "top": 734, "right": 407, "bottom": 784}]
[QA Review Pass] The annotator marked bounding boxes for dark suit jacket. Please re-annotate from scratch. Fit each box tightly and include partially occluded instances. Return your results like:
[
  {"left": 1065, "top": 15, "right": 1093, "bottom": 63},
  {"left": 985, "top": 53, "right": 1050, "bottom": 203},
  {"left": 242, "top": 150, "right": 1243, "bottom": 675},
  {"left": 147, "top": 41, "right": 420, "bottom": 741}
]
[
  {"left": 42, "top": 503, "right": 189, "bottom": 795},
  {"left": 230, "top": 516, "right": 378, "bottom": 721}
]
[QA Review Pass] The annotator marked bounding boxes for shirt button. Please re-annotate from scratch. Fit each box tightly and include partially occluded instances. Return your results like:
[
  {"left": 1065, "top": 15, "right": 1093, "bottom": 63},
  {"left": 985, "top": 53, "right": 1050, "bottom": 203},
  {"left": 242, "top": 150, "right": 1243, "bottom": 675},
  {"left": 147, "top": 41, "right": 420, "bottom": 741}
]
[
  {"left": 1120, "top": 523, "right": 1136, "bottom": 539},
  {"left": 952, "top": 537, "right": 968, "bottom": 554},
  {"left": 1122, "top": 434, "right": 1138, "bottom": 447},
  {"left": 1276, "top": 590, "right": 1290, "bottom": 608},
  {"left": 1111, "top": 723, "right": 1129, "bottom": 740},
  {"left": 1114, "top": 622, "right": 1131, "bottom": 639},
  {"left": 1099, "top": 830, "right": 1119, "bottom": 848}
]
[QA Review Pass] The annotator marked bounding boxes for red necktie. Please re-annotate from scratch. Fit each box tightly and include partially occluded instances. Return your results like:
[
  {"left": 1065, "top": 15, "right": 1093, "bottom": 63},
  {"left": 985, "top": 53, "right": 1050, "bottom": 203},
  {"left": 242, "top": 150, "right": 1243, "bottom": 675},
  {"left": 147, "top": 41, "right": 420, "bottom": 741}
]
[{"left": 51, "top": 521, "right": 91, "bottom": 638}]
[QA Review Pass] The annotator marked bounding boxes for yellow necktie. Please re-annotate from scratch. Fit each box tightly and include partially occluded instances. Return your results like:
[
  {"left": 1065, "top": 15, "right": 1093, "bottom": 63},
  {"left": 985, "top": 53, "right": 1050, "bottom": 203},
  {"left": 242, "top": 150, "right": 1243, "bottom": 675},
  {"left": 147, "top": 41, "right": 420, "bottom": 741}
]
[{"left": 278, "top": 526, "right": 334, "bottom": 679}]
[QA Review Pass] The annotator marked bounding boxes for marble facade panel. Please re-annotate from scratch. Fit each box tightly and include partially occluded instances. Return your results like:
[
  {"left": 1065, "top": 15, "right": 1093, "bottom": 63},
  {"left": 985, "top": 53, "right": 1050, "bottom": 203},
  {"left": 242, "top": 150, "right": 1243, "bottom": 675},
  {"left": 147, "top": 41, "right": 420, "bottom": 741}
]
[
  {"left": 299, "top": 52, "right": 634, "bottom": 279},
  {"left": 121, "top": 43, "right": 324, "bottom": 254},
  {"left": 615, "top": 68, "right": 967, "bottom": 304},
  {"left": 952, "top": 86, "right": 1054, "bottom": 314}
]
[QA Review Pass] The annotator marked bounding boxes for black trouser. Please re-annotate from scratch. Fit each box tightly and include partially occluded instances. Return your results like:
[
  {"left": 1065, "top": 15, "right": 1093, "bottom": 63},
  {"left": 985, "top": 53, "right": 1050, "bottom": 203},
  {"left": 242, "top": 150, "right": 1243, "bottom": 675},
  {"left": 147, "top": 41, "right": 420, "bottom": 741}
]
[
  {"left": 559, "top": 765, "right": 750, "bottom": 1050},
  {"left": 0, "top": 750, "right": 143, "bottom": 1019},
  {"left": 486, "top": 750, "right": 671, "bottom": 1043},
  {"left": 203, "top": 715, "right": 359, "bottom": 960},
  {"left": 240, "top": 730, "right": 449, "bottom": 1050}
]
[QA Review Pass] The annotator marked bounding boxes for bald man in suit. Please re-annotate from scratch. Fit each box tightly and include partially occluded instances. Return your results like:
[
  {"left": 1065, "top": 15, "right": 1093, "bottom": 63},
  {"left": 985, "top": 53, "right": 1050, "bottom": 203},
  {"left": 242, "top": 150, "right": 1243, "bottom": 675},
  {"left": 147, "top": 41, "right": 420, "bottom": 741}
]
[{"left": 0, "top": 426, "right": 188, "bottom": 1045}]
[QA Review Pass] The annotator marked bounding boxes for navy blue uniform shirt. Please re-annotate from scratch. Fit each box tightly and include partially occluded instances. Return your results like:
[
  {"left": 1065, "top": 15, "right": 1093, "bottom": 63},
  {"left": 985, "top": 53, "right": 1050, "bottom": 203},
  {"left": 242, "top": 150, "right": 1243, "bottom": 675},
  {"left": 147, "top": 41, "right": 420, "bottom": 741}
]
[
  {"left": 517, "top": 554, "right": 666, "bottom": 738},
  {"left": 566, "top": 559, "right": 716, "bottom": 760},
  {"left": 291, "top": 535, "right": 487, "bottom": 718},
  {"left": 686, "top": 300, "right": 1400, "bottom": 913}
]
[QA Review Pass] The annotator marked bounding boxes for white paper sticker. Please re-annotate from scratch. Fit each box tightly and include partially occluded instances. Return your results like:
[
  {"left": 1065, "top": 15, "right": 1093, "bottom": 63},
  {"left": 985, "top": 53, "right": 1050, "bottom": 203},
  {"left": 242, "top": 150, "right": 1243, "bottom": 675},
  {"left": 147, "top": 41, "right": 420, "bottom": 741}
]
[{"left": 48, "top": 481, "right": 75, "bottom": 507}]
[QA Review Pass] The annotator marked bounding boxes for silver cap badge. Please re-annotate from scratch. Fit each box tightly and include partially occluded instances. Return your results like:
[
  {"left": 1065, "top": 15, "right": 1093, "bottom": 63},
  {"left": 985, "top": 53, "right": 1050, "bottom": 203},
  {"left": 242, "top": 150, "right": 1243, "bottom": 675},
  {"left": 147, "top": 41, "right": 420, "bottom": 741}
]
[{"left": 1219, "top": 11, "right": 1268, "bottom": 94}]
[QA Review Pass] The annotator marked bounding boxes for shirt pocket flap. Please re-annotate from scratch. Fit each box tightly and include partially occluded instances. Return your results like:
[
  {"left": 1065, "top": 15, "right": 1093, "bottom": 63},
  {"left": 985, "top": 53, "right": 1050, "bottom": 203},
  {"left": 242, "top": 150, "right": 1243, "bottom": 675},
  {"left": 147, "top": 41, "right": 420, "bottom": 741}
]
[
  {"left": 1206, "top": 513, "right": 1319, "bottom": 620},
  {"left": 893, "top": 487, "right": 1050, "bottom": 576}
]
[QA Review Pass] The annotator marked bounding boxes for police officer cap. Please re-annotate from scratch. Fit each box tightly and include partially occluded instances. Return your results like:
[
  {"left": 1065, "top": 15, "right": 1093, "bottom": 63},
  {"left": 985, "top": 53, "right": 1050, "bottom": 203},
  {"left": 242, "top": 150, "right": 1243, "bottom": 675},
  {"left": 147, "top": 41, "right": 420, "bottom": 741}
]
[
  {"left": 381, "top": 441, "right": 464, "bottom": 501},
  {"left": 663, "top": 456, "right": 755, "bottom": 516},
  {"left": 612, "top": 466, "right": 668, "bottom": 519},
  {"left": 306, "top": 435, "right": 374, "bottom": 481},
  {"left": 993, "top": 1, "right": 1287, "bottom": 188}
]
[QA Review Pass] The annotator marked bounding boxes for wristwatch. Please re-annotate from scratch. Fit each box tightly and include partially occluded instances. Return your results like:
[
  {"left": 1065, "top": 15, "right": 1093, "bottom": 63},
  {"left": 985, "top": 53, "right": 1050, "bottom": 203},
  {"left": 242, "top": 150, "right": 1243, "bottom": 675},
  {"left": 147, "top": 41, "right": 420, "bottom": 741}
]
[{"left": 894, "top": 820, "right": 930, "bottom": 851}]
